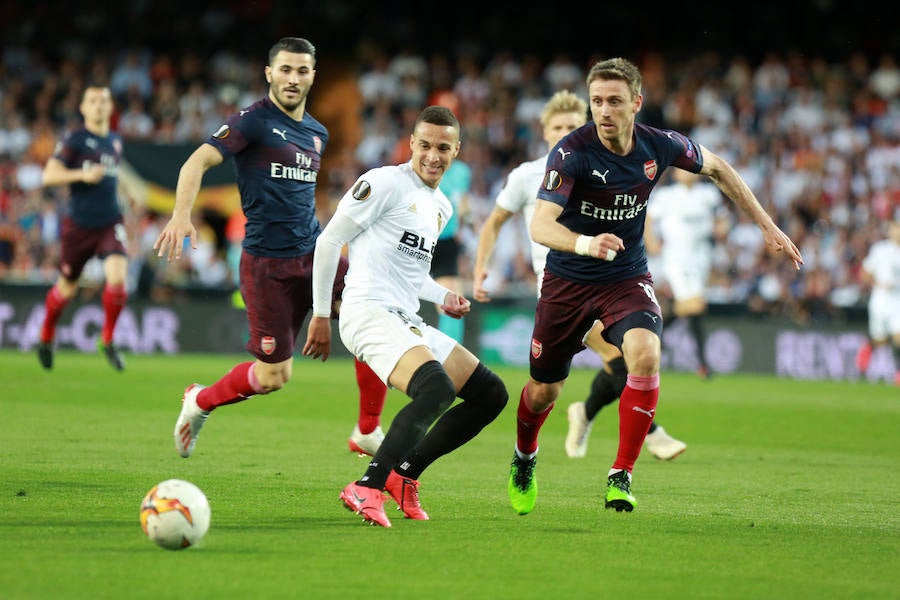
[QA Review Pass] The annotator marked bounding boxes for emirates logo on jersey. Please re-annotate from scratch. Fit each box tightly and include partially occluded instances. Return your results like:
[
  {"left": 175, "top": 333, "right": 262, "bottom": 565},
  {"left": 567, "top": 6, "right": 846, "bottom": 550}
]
[
  {"left": 531, "top": 338, "right": 543, "bottom": 359},
  {"left": 643, "top": 160, "right": 658, "bottom": 180},
  {"left": 260, "top": 336, "right": 276, "bottom": 355}
]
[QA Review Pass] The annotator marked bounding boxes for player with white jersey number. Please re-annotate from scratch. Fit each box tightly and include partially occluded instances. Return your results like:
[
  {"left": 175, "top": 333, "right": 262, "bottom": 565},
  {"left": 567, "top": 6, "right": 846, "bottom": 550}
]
[
  {"left": 507, "top": 57, "right": 802, "bottom": 516},
  {"left": 473, "top": 90, "right": 686, "bottom": 462}
]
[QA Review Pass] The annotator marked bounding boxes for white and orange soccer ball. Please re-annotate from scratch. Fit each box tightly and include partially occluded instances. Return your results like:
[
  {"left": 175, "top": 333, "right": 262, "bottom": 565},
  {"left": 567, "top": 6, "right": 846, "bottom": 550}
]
[{"left": 140, "top": 479, "right": 211, "bottom": 550}]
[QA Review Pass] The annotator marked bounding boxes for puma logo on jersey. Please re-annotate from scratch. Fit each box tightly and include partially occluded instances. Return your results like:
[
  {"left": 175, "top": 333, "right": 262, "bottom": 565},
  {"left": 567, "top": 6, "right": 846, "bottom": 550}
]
[
  {"left": 632, "top": 406, "right": 655, "bottom": 418},
  {"left": 557, "top": 147, "right": 571, "bottom": 160},
  {"left": 272, "top": 128, "right": 287, "bottom": 140},
  {"left": 592, "top": 169, "right": 609, "bottom": 183},
  {"left": 240, "top": 110, "right": 249, "bottom": 116}
]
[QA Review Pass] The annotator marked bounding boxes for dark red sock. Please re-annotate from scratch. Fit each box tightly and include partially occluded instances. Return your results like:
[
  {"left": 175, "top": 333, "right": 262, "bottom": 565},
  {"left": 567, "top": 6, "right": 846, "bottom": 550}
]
[
  {"left": 515, "top": 385, "right": 553, "bottom": 455},
  {"left": 196, "top": 362, "right": 262, "bottom": 411},
  {"left": 613, "top": 374, "right": 660, "bottom": 472},
  {"left": 355, "top": 358, "right": 386, "bottom": 434},
  {"left": 40, "top": 286, "right": 69, "bottom": 344},
  {"left": 101, "top": 283, "right": 127, "bottom": 345}
]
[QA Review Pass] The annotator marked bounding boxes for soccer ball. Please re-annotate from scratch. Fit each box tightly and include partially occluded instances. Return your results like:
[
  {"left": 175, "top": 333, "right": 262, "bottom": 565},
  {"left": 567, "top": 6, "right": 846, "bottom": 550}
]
[{"left": 140, "top": 479, "right": 211, "bottom": 550}]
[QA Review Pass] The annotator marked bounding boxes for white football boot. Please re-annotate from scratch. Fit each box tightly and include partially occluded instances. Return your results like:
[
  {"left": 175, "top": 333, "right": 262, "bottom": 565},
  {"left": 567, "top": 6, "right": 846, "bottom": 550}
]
[
  {"left": 565, "top": 402, "right": 593, "bottom": 458},
  {"left": 644, "top": 425, "right": 687, "bottom": 461},
  {"left": 174, "top": 384, "right": 209, "bottom": 458},
  {"left": 348, "top": 425, "right": 384, "bottom": 457}
]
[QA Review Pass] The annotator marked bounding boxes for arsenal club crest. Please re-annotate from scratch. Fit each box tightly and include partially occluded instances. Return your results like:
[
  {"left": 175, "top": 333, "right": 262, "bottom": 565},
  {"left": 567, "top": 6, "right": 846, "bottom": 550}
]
[
  {"left": 643, "top": 160, "right": 657, "bottom": 180},
  {"left": 531, "top": 338, "right": 543, "bottom": 359},
  {"left": 260, "top": 336, "right": 276, "bottom": 355}
]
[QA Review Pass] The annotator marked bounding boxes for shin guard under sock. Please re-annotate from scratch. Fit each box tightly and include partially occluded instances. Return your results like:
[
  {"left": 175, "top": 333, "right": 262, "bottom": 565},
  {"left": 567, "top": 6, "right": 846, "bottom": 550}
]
[{"left": 612, "top": 374, "right": 660, "bottom": 472}]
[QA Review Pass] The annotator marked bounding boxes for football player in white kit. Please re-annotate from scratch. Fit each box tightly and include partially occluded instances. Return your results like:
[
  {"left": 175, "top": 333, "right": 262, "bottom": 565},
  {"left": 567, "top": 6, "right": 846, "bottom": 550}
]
[
  {"left": 305, "top": 106, "right": 509, "bottom": 527},
  {"left": 855, "top": 218, "right": 900, "bottom": 384},
  {"left": 645, "top": 167, "right": 725, "bottom": 379},
  {"left": 473, "top": 90, "right": 686, "bottom": 461}
]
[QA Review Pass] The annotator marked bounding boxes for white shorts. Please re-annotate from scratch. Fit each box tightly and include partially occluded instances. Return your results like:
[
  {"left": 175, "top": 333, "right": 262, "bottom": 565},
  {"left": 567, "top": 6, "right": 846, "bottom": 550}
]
[
  {"left": 662, "top": 259, "right": 710, "bottom": 301},
  {"left": 338, "top": 302, "right": 458, "bottom": 385},
  {"left": 868, "top": 290, "right": 900, "bottom": 340}
]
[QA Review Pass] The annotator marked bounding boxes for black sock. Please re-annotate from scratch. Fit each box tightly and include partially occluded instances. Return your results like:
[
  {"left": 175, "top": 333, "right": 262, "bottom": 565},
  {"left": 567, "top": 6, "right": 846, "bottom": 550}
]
[
  {"left": 688, "top": 315, "right": 707, "bottom": 368},
  {"left": 584, "top": 356, "right": 627, "bottom": 421},
  {"left": 396, "top": 363, "right": 508, "bottom": 480},
  {"left": 360, "top": 361, "right": 454, "bottom": 489}
]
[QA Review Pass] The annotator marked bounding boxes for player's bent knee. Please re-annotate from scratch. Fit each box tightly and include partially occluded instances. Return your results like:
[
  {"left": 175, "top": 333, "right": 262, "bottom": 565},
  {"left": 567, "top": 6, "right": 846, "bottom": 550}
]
[
  {"left": 527, "top": 381, "right": 560, "bottom": 411},
  {"left": 408, "top": 360, "right": 456, "bottom": 417},
  {"left": 458, "top": 362, "right": 509, "bottom": 418},
  {"left": 254, "top": 364, "right": 290, "bottom": 393}
]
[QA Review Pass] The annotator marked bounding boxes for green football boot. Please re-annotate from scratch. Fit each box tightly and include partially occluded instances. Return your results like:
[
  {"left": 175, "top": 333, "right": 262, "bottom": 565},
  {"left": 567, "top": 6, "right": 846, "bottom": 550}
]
[
  {"left": 508, "top": 452, "right": 538, "bottom": 515},
  {"left": 605, "top": 469, "right": 637, "bottom": 512}
]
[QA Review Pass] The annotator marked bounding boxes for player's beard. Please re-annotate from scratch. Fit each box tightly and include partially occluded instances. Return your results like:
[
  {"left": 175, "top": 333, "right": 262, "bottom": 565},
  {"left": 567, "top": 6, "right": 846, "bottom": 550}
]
[
  {"left": 274, "top": 85, "right": 308, "bottom": 112},
  {"left": 85, "top": 110, "right": 110, "bottom": 131}
]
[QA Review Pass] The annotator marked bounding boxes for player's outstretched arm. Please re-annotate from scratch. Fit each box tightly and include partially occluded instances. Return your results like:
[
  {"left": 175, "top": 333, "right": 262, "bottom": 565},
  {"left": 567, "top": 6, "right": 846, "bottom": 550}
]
[
  {"left": 154, "top": 144, "right": 223, "bottom": 261},
  {"left": 698, "top": 147, "right": 803, "bottom": 270},
  {"left": 473, "top": 206, "right": 514, "bottom": 302}
]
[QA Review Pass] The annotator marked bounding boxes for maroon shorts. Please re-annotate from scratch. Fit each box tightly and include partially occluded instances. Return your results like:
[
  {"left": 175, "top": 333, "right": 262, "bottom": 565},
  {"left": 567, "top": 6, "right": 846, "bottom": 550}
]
[
  {"left": 59, "top": 217, "right": 127, "bottom": 281},
  {"left": 239, "top": 251, "right": 349, "bottom": 363},
  {"left": 530, "top": 271, "right": 662, "bottom": 382}
]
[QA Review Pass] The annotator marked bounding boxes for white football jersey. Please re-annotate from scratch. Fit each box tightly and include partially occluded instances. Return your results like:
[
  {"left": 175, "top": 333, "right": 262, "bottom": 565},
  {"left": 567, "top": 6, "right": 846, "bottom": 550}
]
[
  {"left": 337, "top": 162, "right": 453, "bottom": 316},
  {"left": 647, "top": 180, "right": 722, "bottom": 263},
  {"left": 495, "top": 154, "right": 548, "bottom": 276},
  {"left": 862, "top": 238, "right": 900, "bottom": 338},
  {"left": 862, "top": 239, "right": 900, "bottom": 292}
]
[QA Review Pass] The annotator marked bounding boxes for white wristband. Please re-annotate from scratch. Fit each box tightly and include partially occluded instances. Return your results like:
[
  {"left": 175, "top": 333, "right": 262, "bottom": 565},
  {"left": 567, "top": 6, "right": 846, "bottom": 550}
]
[{"left": 575, "top": 235, "right": 592, "bottom": 256}]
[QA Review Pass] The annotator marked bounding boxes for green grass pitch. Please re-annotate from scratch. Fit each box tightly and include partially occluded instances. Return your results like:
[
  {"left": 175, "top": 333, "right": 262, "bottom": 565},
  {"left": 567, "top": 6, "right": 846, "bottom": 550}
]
[{"left": 1, "top": 350, "right": 898, "bottom": 599}]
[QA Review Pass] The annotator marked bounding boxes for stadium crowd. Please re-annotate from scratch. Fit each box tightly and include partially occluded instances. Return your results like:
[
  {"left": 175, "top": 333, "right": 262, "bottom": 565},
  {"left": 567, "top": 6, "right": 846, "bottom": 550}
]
[{"left": 1, "top": 37, "right": 898, "bottom": 323}]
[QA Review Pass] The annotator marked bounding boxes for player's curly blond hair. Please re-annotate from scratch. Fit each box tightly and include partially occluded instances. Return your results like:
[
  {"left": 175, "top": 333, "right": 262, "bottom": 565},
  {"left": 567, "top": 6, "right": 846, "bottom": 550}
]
[{"left": 540, "top": 90, "right": 588, "bottom": 127}]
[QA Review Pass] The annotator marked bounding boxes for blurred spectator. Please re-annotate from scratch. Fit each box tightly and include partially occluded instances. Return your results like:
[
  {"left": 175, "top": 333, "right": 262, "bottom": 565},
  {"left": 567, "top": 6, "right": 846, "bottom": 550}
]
[
  {"left": 0, "top": 33, "right": 897, "bottom": 326},
  {"left": 110, "top": 49, "right": 154, "bottom": 101},
  {"left": 117, "top": 95, "right": 155, "bottom": 141}
]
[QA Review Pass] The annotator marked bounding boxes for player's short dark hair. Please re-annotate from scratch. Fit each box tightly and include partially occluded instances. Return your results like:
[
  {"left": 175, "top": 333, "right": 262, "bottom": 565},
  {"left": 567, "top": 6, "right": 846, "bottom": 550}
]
[
  {"left": 81, "top": 82, "right": 111, "bottom": 100},
  {"left": 268, "top": 37, "right": 316, "bottom": 66},
  {"left": 415, "top": 105, "right": 460, "bottom": 131},
  {"left": 586, "top": 57, "right": 642, "bottom": 99}
]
